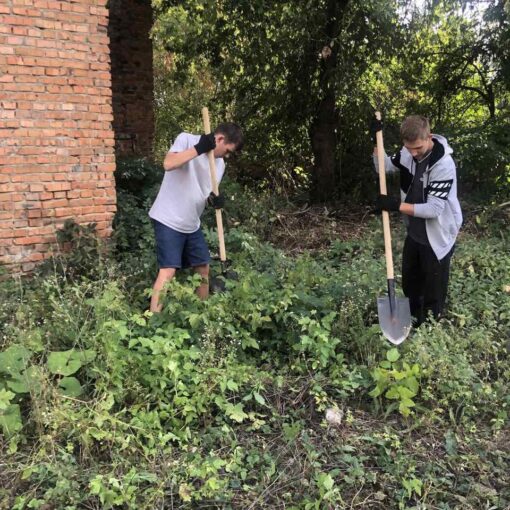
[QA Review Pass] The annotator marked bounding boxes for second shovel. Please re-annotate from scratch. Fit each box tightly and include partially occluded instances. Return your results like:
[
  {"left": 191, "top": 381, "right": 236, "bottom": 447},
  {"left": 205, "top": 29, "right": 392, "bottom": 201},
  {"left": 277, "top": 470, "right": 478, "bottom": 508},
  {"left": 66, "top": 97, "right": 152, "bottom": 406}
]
[{"left": 374, "top": 111, "right": 412, "bottom": 345}]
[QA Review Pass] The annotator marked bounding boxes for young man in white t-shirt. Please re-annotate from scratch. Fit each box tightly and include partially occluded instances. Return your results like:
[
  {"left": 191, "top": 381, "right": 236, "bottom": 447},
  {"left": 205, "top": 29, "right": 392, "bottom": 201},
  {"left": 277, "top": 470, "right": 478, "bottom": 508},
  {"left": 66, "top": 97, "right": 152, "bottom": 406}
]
[{"left": 149, "top": 123, "right": 243, "bottom": 312}]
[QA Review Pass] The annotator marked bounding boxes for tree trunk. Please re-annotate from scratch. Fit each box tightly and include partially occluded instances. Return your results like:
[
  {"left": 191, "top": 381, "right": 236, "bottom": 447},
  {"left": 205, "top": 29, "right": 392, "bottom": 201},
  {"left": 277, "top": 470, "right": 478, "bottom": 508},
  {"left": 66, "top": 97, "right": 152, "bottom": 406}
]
[
  {"left": 309, "top": 0, "right": 349, "bottom": 203},
  {"left": 310, "top": 93, "right": 337, "bottom": 202}
]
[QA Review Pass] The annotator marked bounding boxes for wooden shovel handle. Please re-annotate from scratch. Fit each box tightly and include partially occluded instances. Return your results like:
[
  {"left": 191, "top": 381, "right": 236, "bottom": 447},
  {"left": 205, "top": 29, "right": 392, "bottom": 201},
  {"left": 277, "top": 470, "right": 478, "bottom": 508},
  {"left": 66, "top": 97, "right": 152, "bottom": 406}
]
[
  {"left": 375, "top": 111, "right": 394, "bottom": 280},
  {"left": 202, "top": 107, "right": 226, "bottom": 262}
]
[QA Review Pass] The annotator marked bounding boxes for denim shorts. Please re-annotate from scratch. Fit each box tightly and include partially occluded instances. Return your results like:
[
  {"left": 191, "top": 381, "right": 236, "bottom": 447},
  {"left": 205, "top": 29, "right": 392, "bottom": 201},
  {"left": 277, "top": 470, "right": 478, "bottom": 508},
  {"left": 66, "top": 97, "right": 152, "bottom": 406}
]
[{"left": 152, "top": 219, "right": 211, "bottom": 269}]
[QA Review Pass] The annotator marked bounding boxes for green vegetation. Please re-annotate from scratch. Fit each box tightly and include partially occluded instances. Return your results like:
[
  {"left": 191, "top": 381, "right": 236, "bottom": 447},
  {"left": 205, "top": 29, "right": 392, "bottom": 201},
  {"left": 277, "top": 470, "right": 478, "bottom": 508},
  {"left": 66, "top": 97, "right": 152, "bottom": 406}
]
[
  {"left": 2, "top": 0, "right": 510, "bottom": 507},
  {"left": 152, "top": 0, "right": 510, "bottom": 199},
  {"left": 1, "top": 176, "right": 509, "bottom": 508}
]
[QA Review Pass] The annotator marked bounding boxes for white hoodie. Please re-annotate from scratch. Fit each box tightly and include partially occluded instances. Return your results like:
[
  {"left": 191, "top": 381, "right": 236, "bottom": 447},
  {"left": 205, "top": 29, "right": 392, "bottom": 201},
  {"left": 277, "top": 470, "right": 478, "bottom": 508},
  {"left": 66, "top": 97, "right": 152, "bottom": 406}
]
[{"left": 374, "top": 135, "right": 463, "bottom": 260}]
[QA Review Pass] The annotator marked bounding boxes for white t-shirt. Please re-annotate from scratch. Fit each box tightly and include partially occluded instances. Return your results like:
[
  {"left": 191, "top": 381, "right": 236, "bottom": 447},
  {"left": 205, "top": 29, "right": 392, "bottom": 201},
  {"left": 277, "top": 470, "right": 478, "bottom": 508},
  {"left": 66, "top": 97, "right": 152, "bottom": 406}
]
[{"left": 149, "top": 133, "right": 225, "bottom": 233}]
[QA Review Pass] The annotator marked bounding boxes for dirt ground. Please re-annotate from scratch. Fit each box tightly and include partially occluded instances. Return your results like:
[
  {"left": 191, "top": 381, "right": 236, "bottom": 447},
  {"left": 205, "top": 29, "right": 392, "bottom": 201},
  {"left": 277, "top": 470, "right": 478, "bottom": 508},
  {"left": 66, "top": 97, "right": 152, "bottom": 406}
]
[
  {"left": 265, "top": 204, "right": 377, "bottom": 254},
  {"left": 265, "top": 200, "right": 510, "bottom": 254}
]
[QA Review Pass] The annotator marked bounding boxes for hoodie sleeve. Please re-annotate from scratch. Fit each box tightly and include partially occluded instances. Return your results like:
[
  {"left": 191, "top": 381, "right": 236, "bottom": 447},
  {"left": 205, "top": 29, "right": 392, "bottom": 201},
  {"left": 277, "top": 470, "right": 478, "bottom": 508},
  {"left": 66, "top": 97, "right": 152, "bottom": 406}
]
[{"left": 413, "top": 163, "right": 455, "bottom": 219}]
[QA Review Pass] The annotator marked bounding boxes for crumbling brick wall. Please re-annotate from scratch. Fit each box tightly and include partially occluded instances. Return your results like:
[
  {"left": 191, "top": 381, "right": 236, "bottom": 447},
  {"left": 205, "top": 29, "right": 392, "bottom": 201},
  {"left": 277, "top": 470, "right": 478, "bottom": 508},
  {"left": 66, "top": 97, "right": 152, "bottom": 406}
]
[
  {"left": 109, "top": 0, "right": 154, "bottom": 157},
  {"left": 0, "top": 0, "right": 154, "bottom": 274}
]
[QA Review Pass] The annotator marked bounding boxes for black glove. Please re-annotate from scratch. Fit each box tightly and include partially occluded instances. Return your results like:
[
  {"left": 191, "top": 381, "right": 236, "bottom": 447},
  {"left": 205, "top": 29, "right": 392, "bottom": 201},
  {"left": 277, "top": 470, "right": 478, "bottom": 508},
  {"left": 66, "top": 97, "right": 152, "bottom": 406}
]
[
  {"left": 208, "top": 192, "right": 225, "bottom": 209},
  {"left": 375, "top": 194, "right": 401, "bottom": 213},
  {"left": 194, "top": 133, "right": 216, "bottom": 155},
  {"left": 370, "top": 118, "right": 383, "bottom": 144}
]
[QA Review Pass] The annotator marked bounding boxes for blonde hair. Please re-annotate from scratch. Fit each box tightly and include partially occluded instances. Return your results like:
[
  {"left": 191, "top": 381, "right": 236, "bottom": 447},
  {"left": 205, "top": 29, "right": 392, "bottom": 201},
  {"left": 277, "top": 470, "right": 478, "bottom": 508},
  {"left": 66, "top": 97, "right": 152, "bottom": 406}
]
[{"left": 400, "top": 115, "right": 431, "bottom": 142}]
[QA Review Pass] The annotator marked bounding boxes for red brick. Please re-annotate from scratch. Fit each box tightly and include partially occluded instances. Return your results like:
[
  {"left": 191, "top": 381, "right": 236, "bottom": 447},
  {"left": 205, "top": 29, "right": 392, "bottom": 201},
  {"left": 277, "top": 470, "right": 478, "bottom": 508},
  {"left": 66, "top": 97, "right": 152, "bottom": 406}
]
[
  {"left": 14, "top": 236, "right": 46, "bottom": 245},
  {"left": 3, "top": 0, "right": 153, "bottom": 274},
  {"left": 44, "top": 182, "right": 71, "bottom": 192},
  {"left": 41, "top": 199, "right": 68, "bottom": 209},
  {"left": 0, "top": 230, "right": 15, "bottom": 240},
  {"left": 25, "top": 252, "right": 45, "bottom": 262}
]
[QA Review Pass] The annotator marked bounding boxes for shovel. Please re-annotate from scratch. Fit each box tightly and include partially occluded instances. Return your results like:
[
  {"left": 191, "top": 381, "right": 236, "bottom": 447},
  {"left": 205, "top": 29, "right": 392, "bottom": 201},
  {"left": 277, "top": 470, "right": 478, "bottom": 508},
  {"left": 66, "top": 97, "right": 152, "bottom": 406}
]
[
  {"left": 374, "top": 111, "right": 411, "bottom": 345},
  {"left": 202, "top": 107, "right": 237, "bottom": 293}
]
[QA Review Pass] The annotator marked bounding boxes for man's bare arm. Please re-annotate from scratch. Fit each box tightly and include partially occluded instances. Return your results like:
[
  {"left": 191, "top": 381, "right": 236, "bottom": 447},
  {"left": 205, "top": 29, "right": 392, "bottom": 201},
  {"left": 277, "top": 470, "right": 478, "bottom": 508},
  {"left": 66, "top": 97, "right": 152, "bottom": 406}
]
[{"left": 163, "top": 147, "right": 200, "bottom": 171}]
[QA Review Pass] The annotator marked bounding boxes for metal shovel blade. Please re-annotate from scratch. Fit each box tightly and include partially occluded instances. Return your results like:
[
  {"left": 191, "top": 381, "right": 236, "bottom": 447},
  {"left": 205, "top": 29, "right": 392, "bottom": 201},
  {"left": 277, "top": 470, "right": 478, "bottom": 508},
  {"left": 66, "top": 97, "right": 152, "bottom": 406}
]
[
  {"left": 209, "top": 260, "right": 239, "bottom": 294},
  {"left": 377, "top": 295, "right": 412, "bottom": 345}
]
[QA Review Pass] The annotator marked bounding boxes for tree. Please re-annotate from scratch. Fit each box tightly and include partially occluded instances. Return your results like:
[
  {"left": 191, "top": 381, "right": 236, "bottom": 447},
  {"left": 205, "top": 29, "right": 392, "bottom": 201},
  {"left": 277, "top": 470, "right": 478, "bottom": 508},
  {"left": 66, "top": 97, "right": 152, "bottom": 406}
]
[
  {"left": 152, "top": 0, "right": 401, "bottom": 201},
  {"left": 151, "top": 0, "right": 509, "bottom": 199}
]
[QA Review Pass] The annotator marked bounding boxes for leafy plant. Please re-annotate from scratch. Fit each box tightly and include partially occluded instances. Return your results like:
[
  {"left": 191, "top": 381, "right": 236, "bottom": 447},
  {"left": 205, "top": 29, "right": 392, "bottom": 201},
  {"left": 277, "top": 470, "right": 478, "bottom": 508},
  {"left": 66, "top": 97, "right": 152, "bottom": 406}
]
[
  {"left": 369, "top": 348, "right": 421, "bottom": 417},
  {"left": 1, "top": 174, "right": 509, "bottom": 508}
]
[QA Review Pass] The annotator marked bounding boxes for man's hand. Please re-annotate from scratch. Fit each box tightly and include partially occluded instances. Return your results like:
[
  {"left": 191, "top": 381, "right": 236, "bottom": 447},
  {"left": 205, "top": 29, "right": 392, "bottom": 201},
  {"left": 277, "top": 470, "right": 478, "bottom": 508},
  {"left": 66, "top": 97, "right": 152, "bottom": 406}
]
[
  {"left": 194, "top": 133, "right": 216, "bottom": 155},
  {"left": 370, "top": 118, "right": 383, "bottom": 144},
  {"left": 208, "top": 192, "right": 225, "bottom": 209},
  {"left": 375, "top": 194, "right": 401, "bottom": 213}
]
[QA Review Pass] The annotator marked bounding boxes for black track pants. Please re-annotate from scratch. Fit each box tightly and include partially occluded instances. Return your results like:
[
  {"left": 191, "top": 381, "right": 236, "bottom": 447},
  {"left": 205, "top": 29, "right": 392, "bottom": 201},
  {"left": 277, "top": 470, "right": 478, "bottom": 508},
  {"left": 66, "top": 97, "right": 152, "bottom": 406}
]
[{"left": 402, "top": 236, "right": 454, "bottom": 326}]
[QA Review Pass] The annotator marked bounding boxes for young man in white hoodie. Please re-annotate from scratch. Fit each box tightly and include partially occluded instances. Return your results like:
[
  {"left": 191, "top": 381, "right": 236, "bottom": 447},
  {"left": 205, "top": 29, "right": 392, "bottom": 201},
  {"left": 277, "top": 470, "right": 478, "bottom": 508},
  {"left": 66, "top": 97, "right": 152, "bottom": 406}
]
[
  {"left": 372, "top": 115, "right": 462, "bottom": 326},
  {"left": 149, "top": 123, "right": 243, "bottom": 312}
]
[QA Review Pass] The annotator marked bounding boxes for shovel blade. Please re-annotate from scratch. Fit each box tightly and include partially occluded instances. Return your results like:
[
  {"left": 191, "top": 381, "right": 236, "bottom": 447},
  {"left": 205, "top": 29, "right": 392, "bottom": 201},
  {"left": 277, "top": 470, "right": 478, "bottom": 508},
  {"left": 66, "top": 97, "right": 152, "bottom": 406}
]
[
  {"left": 210, "top": 275, "right": 226, "bottom": 294},
  {"left": 377, "top": 296, "right": 412, "bottom": 345}
]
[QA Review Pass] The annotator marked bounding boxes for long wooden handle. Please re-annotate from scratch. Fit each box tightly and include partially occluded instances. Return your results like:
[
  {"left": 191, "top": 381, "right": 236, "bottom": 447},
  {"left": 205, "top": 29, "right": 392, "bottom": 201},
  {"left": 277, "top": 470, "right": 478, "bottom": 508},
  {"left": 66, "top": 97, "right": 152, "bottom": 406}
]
[
  {"left": 202, "top": 107, "right": 226, "bottom": 262},
  {"left": 375, "top": 111, "right": 394, "bottom": 280}
]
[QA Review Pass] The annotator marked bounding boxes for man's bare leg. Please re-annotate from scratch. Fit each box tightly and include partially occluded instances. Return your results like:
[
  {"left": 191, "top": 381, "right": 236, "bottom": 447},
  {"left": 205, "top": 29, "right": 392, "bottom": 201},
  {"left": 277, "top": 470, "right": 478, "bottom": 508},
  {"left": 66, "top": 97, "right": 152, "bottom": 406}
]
[
  {"left": 150, "top": 267, "right": 176, "bottom": 312},
  {"left": 194, "top": 264, "right": 210, "bottom": 300}
]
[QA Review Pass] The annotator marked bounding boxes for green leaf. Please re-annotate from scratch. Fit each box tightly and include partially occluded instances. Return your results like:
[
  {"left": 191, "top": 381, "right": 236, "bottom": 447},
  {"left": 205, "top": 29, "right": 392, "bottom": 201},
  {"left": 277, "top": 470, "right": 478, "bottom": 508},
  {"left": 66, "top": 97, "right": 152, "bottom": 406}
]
[
  {"left": 393, "top": 370, "right": 407, "bottom": 381},
  {"left": 89, "top": 475, "right": 103, "bottom": 496},
  {"left": 386, "top": 348, "right": 400, "bottom": 362},
  {"left": 225, "top": 403, "right": 248, "bottom": 423},
  {"left": 76, "top": 349, "right": 96, "bottom": 365},
  {"left": 317, "top": 472, "right": 334, "bottom": 491},
  {"left": 226, "top": 379, "right": 239, "bottom": 391},
  {"left": 0, "top": 404, "right": 22, "bottom": 435},
  {"left": 178, "top": 484, "right": 192, "bottom": 502},
  {"left": 241, "top": 336, "right": 260, "bottom": 350},
  {"left": 0, "top": 388, "right": 15, "bottom": 410},
  {"left": 58, "top": 377, "right": 83, "bottom": 397},
  {"left": 188, "top": 313, "right": 201, "bottom": 329},
  {"left": 400, "top": 397, "right": 415, "bottom": 407},
  {"left": 47, "top": 350, "right": 81, "bottom": 376},
  {"left": 398, "top": 386, "right": 417, "bottom": 399},
  {"left": 404, "top": 376, "right": 419, "bottom": 394},
  {"left": 385, "top": 387, "right": 400, "bottom": 399},
  {"left": 369, "top": 386, "right": 382, "bottom": 397},
  {"left": 283, "top": 422, "right": 301, "bottom": 441},
  {"left": 6, "top": 375, "right": 29, "bottom": 394},
  {"left": 253, "top": 391, "right": 266, "bottom": 406},
  {"left": 444, "top": 429, "right": 458, "bottom": 455},
  {"left": 47, "top": 349, "right": 95, "bottom": 376},
  {"left": 0, "top": 345, "right": 32, "bottom": 374},
  {"left": 398, "top": 402, "right": 412, "bottom": 417},
  {"left": 24, "top": 366, "right": 45, "bottom": 395}
]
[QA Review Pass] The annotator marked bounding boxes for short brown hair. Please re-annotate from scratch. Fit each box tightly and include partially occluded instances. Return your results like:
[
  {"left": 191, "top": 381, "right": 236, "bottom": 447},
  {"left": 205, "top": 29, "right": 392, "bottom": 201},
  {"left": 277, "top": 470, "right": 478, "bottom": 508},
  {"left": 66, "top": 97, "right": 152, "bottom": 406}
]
[
  {"left": 215, "top": 122, "right": 244, "bottom": 151},
  {"left": 400, "top": 115, "right": 430, "bottom": 142}
]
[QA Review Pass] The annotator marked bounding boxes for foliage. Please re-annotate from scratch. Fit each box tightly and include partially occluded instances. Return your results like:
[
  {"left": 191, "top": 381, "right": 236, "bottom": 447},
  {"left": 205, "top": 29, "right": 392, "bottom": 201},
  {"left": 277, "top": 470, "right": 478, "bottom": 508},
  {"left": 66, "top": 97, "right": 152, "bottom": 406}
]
[
  {"left": 0, "top": 344, "right": 97, "bottom": 435},
  {"left": 150, "top": 0, "right": 510, "bottom": 200},
  {"left": 1, "top": 172, "right": 509, "bottom": 507},
  {"left": 3, "top": 1, "right": 510, "bottom": 505},
  {"left": 452, "top": 117, "right": 510, "bottom": 195},
  {"left": 369, "top": 348, "right": 421, "bottom": 417},
  {"left": 33, "top": 219, "right": 106, "bottom": 284},
  {"left": 151, "top": 0, "right": 405, "bottom": 198}
]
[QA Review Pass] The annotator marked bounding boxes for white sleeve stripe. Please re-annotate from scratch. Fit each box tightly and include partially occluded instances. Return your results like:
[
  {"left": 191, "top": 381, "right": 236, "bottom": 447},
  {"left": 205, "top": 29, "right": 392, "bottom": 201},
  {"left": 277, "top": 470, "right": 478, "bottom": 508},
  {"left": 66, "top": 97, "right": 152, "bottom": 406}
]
[{"left": 427, "top": 179, "right": 453, "bottom": 200}]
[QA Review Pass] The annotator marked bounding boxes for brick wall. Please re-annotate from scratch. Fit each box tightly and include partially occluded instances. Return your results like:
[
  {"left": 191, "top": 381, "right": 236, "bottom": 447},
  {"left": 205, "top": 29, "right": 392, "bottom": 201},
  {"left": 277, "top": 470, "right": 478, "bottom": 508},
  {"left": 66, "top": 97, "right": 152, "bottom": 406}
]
[
  {"left": 0, "top": 1, "right": 118, "bottom": 274},
  {"left": 0, "top": 0, "right": 116, "bottom": 274},
  {"left": 109, "top": 0, "right": 154, "bottom": 157}
]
